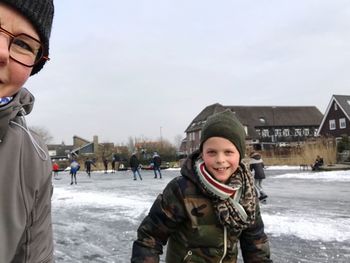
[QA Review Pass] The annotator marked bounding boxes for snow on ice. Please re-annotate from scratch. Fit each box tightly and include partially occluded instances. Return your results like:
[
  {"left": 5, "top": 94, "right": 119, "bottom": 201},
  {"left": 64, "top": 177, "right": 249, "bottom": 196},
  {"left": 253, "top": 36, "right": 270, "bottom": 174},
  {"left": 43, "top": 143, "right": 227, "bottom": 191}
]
[{"left": 52, "top": 168, "right": 350, "bottom": 262}]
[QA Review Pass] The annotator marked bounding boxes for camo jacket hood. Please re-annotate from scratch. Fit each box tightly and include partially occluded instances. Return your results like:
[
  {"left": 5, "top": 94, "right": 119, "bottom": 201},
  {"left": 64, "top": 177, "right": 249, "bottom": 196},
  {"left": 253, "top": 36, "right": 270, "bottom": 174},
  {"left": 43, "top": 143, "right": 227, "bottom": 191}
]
[
  {"left": 131, "top": 151, "right": 272, "bottom": 263},
  {"left": 180, "top": 150, "right": 204, "bottom": 187}
]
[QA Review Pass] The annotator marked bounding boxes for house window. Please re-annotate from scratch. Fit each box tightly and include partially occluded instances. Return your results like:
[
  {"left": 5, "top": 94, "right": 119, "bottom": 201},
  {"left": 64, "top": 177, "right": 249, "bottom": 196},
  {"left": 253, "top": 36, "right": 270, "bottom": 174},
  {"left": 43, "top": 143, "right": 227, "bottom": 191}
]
[
  {"left": 329, "top": 120, "right": 336, "bottom": 130},
  {"left": 262, "top": 129, "right": 269, "bottom": 137},
  {"left": 304, "top": 128, "right": 310, "bottom": 136},
  {"left": 275, "top": 129, "right": 282, "bottom": 137},
  {"left": 255, "top": 129, "right": 261, "bottom": 137},
  {"left": 189, "top": 132, "right": 196, "bottom": 141},
  {"left": 282, "top": 129, "right": 290, "bottom": 137},
  {"left": 334, "top": 103, "right": 338, "bottom": 111},
  {"left": 259, "top": 117, "right": 266, "bottom": 124},
  {"left": 339, "top": 118, "right": 346, "bottom": 129},
  {"left": 294, "top": 129, "right": 302, "bottom": 136}
]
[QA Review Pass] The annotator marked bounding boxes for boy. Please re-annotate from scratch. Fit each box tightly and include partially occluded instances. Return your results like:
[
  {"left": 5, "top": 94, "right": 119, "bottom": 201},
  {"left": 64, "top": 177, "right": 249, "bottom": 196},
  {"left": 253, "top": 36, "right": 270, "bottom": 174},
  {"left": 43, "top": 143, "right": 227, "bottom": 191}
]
[
  {"left": 0, "top": 1, "right": 54, "bottom": 262},
  {"left": 131, "top": 110, "right": 272, "bottom": 262}
]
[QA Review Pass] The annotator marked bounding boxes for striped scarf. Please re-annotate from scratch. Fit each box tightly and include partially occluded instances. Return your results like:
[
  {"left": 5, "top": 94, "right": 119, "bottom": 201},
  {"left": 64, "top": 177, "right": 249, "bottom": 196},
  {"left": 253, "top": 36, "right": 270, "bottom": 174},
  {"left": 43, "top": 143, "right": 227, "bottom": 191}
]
[
  {"left": 0, "top": 97, "right": 13, "bottom": 106},
  {"left": 195, "top": 159, "right": 256, "bottom": 233}
]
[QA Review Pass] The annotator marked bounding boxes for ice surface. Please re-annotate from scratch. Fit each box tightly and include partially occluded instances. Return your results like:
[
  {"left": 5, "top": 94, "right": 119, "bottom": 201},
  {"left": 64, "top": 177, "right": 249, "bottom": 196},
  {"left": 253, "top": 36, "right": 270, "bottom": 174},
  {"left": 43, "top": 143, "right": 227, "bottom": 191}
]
[{"left": 52, "top": 168, "right": 350, "bottom": 262}]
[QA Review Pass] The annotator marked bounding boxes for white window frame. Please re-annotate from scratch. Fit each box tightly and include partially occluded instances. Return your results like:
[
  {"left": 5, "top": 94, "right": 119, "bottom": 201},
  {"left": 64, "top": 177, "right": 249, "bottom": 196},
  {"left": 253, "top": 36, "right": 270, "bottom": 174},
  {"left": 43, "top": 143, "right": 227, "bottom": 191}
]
[
  {"left": 339, "top": 118, "right": 346, "bottom": 129},
  {"left": 255, "top": 129, "right": 261, "bottom": 137},
  {"left": 294, "top": 129, "right": 302, "bottom": 136},
  {"left": 262, "top": 129, "right": 269, "bottom": 137},
  {"left": 282, "top": 129, "right": 290, "bottom": 137},
  {"left": 275, "top": 129, "right": 282, "bottom": 136},
  {"left": 329, "top": 119, "right": 336, "bottom": 130}
]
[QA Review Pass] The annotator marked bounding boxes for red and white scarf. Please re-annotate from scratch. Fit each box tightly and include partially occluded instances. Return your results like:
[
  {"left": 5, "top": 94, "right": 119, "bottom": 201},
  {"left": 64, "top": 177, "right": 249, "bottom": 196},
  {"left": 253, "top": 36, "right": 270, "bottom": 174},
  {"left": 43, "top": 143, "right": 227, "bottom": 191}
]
[{"left": 195, "top": 159, "right": 257, "bottom": 232}]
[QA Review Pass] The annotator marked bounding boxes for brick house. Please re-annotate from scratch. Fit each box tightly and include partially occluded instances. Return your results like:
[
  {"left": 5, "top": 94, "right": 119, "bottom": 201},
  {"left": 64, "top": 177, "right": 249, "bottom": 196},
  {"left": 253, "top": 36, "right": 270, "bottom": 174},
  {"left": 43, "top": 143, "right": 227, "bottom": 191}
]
[
  {"left": 180, "top": 103, "right": 323, "bottom": 155},
  {"left": 317, "top": 95, "right": 350, "bottom": 138}
]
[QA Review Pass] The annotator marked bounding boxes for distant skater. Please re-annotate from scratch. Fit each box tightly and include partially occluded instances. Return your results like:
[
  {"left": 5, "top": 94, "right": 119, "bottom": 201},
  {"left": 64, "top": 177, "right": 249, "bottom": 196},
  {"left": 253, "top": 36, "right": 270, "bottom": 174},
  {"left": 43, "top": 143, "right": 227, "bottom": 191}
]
[
  {"left": 84, "top": 158, "right": 95, "bottom": 177},
  {"left": 111, "top": 155, "right": 116, "bottom": 173},
  {"left": 130, "top": 153, "right": 142, "bottom": 180},
  {"left": 70, "top": 160, "right": 80, "bottom": 185},
  {"left": 152, "top": 152, "right": 162, "bottom": 179},
  {"left": 250, "top": 152, "right": 268, "bottom": 202},
  {"left": 103, "top": 158, "right": 109, "bottom": 174},
  {"left": 52, "top": 161, "right": 59, "bottom": 178}
]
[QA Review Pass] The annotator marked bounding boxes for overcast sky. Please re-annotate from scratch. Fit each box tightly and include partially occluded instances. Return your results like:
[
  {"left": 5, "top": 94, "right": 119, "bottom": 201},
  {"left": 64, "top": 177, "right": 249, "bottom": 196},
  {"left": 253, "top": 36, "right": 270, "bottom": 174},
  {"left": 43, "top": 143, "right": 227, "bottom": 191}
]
[{"left": 26, "top": 0, "right": 350, "bottom": 145}]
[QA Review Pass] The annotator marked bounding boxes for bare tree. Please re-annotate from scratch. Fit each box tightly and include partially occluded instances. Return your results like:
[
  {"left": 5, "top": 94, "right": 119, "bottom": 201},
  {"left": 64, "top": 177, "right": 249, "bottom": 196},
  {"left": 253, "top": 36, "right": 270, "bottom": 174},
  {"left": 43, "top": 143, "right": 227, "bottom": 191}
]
[
  {"left": 29, "top": 126, "right": 53, "bottom": 144},
  {"left": 174, "top": 134, "right": 184, "bottom": 149},
  {"left": 127, "top": 136, "right": 135, "bottom": 153}
]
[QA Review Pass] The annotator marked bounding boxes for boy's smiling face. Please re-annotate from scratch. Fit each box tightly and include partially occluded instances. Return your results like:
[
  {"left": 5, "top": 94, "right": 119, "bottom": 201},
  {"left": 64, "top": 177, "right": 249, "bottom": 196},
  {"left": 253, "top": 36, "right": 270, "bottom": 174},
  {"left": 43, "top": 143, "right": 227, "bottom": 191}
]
[
  {"left": 202, "top": 136, "right": 240, "bottom": 184},
  {"left": 0, "top": 3, "right": 39, "bottom": 98}
]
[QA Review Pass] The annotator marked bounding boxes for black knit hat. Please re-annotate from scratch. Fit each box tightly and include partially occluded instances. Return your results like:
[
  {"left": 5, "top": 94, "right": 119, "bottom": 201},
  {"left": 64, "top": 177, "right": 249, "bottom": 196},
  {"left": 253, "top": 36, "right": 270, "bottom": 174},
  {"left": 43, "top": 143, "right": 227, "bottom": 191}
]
[
  {"left": 200, "top": 109, "right": 246, "bottom": 160},
  {"left": 2, "top": 0, "right": 54, "bottom": 75}
]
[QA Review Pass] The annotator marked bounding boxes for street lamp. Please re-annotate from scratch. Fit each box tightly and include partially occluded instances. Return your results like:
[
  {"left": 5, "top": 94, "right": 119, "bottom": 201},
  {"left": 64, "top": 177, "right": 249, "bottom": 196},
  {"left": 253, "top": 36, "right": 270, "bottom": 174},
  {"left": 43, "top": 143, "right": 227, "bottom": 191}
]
[{"left": 160, "top": 126, "right": 163, "bottom": 148}]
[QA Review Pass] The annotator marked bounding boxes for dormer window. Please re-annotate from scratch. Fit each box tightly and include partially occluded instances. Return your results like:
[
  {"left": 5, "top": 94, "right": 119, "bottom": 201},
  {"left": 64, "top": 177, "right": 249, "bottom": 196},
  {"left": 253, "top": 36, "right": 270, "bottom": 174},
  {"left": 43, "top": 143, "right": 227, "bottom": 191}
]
[{"left": 259, "top": 117, "right": 266, "bottom": 123}]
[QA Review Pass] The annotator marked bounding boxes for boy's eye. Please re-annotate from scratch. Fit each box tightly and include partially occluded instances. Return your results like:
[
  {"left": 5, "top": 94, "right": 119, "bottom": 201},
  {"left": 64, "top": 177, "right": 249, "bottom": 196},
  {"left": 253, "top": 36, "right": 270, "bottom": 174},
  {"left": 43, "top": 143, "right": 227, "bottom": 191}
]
[
  {"left": 12, "top": 38, "right": 34, "bottom": 53},
  {"left": 206, "top": 150, "right": 216, "bottom": 155}
]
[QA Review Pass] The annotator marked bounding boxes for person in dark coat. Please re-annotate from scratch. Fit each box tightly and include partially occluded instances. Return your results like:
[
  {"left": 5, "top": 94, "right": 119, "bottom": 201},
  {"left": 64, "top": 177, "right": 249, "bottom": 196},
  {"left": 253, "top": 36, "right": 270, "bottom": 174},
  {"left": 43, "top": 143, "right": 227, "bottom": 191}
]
[
  {"left": 111, "top": 155, "right": 116, "bottom": 173},
  {"left": 311, "top": 155, "right": 324, "bottom": 171},
  {"left": 152, "top": 152, "right": 162, "bottom": 179},
  {"left": 84, "top": 158, "right": 96, "bottom": 177},
  {"left": 249, "top": 152, "right": 268, "bottom": 200},
  {"left": 103, "top": 157, "right": 108, "bottom": 174},
  {"left": 130, "top": 153, "right": 142, "bottom": 180}
]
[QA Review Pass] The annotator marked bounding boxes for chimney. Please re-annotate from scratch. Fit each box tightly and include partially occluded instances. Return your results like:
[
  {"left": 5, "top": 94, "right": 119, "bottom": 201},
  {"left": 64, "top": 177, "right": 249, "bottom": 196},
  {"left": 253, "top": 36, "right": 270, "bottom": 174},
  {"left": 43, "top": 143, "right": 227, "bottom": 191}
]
[{"left": 93, "top": 135, "right": 98, "bottom": 154}]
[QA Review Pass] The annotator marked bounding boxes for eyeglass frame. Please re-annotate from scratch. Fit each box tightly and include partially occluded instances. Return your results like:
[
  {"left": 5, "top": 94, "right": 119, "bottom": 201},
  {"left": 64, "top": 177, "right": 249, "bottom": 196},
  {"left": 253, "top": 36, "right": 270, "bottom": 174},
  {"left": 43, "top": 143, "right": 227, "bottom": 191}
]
[{"left": 0, "top": 24, "right": 49, "bottom": 67}]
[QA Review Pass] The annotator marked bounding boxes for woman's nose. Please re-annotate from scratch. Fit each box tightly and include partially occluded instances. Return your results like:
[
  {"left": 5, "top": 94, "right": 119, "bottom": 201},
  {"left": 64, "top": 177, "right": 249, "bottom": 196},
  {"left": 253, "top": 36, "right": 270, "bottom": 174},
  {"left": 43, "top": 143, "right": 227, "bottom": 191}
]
[{"left": 0, "top": 35, "right": 10, "bottom": 66}]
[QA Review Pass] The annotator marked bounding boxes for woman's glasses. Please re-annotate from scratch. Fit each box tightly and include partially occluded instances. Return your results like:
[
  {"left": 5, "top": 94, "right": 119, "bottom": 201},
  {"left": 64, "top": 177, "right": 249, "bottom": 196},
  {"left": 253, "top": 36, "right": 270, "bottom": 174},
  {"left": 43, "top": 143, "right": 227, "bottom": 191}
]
[{"left": 0, "top": 25, "right": 49, "bottom": 67}]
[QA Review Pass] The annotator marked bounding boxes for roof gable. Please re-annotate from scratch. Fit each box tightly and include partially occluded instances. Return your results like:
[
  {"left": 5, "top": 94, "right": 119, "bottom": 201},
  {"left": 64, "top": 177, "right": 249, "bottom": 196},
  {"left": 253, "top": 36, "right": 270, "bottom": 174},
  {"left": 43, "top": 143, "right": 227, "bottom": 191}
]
[
  {"left": 333, "top": 95, "right": 350, "bottom": 120},
  {"left": 317, "top": 94, "right": 350, "bottom": 136}
]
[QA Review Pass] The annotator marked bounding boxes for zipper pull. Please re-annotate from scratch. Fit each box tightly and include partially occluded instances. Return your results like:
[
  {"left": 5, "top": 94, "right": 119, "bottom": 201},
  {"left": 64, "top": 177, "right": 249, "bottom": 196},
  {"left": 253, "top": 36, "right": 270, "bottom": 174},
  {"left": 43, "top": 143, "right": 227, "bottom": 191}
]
[{"left": 183, "top": 250, "right": 192, "bottom": 262}]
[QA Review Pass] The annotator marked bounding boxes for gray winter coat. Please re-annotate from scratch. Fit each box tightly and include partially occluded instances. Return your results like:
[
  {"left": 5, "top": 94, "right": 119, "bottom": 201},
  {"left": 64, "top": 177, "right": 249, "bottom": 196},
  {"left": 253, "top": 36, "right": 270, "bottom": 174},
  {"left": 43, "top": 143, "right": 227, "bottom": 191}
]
[{"left": 0, "top": 88, "right": 54, "bottom": 262}]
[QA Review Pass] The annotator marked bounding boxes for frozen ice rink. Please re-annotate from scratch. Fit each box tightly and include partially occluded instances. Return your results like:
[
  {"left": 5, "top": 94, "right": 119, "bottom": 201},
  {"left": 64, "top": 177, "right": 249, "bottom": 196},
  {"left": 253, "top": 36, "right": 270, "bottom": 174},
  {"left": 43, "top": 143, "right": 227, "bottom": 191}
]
[{"left": 52, "top": 167, "right": 350, "bottom": 262}]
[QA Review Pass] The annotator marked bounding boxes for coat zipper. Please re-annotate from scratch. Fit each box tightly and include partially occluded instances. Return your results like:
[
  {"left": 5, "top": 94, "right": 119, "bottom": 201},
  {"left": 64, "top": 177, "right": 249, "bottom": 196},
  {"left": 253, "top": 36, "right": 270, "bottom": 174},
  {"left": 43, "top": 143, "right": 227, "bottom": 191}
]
[
  {"left": 183, "top": 250, "right": 192, "bottom": 262},
  {"left": 219, "top": 226, "right": 228, "bottom": 263}
]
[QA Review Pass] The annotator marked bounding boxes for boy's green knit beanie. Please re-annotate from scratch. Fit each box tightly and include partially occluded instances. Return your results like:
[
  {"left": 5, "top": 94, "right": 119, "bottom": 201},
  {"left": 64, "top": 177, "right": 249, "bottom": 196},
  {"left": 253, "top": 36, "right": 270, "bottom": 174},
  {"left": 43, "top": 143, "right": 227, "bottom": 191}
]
[
  {"left": 200, "top": 109, "right": 246, "bottom": 160},
  {"left": 2, "top": 0, "right": 54, "bottom": 75}
]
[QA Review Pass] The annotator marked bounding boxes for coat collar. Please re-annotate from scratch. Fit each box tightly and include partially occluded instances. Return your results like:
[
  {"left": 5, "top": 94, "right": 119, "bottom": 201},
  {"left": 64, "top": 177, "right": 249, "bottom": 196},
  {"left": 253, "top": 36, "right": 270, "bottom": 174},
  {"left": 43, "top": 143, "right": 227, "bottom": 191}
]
[{"left": 0, "top": 88, "right": 34, "bottom": 141}]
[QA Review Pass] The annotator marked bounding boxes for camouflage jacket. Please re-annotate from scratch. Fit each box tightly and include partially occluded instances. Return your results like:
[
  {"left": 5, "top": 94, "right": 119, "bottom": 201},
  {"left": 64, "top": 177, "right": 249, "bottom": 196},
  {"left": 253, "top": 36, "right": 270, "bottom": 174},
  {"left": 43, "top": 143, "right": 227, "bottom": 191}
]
[{"left": 131, "top": 151, "right": 272, "bottom": 263}]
